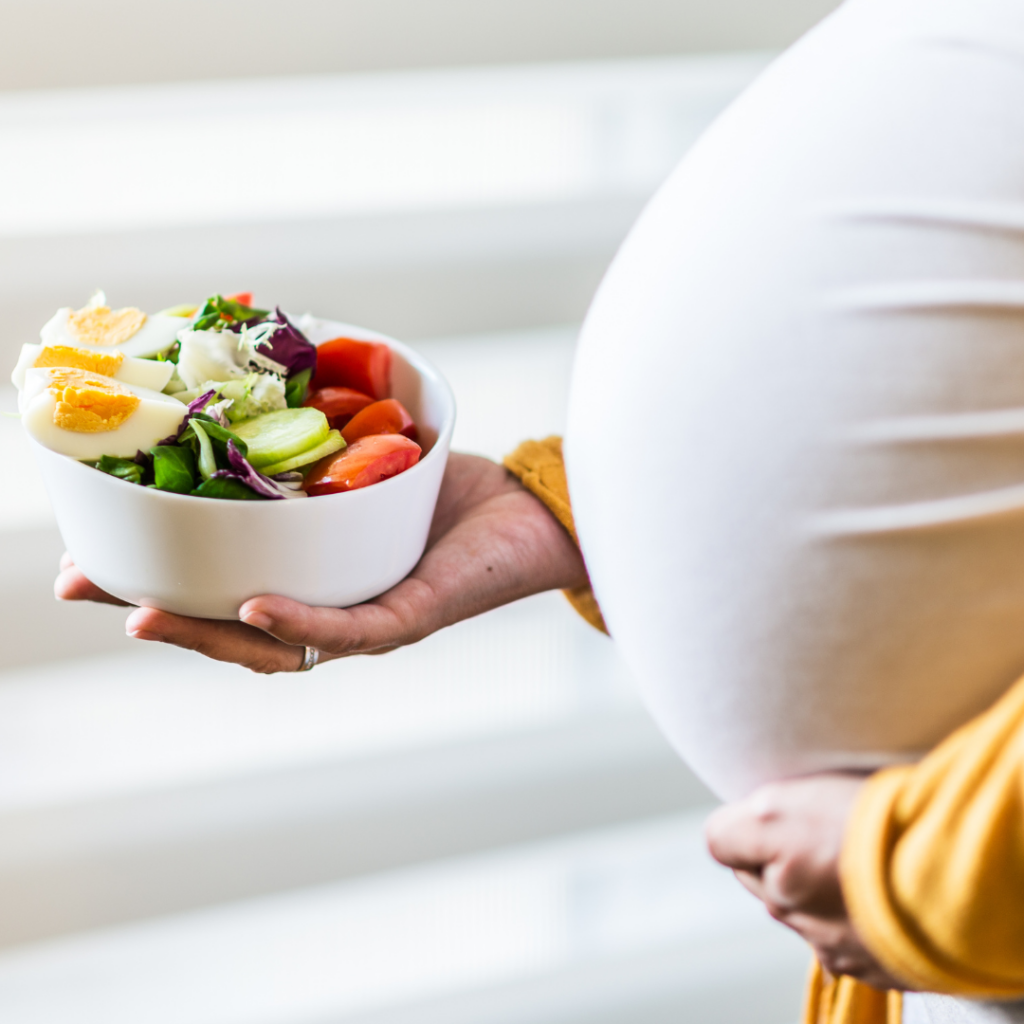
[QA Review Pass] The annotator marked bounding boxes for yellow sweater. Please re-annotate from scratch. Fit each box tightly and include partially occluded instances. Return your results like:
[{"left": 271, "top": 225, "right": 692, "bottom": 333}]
[
  {"left": 842, "top": 671, "right": 1024, "bottom": 999},
  {"left": 504, "top": 437, "right": 606, "bottom": 634},
  {"left": 507, "top": 437, "right": 1024, "bottom": 1024}
]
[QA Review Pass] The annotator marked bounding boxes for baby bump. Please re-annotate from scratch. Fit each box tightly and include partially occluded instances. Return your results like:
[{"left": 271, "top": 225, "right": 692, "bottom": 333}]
[{"left": 566, "top": 0, "right": 1024, "bottom": 797}]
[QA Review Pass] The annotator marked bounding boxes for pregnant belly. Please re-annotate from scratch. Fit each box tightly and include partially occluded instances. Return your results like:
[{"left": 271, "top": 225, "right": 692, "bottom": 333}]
[{"left": 565, "top": 0, "right": 1024, "bottom": 798}]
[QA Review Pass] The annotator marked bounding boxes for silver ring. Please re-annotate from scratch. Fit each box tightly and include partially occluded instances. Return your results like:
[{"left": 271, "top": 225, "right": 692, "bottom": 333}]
[{"left": 296, "top": 646, "right": 320, "bottom": 672}]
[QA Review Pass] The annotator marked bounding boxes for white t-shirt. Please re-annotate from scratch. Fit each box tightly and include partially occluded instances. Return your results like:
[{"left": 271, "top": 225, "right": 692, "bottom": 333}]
[{"left": 567, "top": 0, "right": 1024, "bottom": 801}]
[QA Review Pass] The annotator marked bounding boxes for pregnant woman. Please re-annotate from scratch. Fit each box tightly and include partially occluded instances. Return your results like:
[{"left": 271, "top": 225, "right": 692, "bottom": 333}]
[{"left": 57, "top": 0, "right": 1024, "bottom": 1020}]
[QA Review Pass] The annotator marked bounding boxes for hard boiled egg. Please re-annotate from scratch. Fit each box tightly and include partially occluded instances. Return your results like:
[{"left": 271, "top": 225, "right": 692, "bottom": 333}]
[
  {"left": 41, "top": 300, "right": 189, "bottom": 359},
  {"left": 11, "top": 343, "right": 174, "bottom": 399},
  {"left": 21, "top": 367, "right": 187, "bottom": 460}
]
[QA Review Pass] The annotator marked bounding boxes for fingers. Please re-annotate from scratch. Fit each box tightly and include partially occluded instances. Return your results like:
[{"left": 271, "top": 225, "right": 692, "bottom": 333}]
[
  {"left": 57, "top": 555, "right": 433, "bottom": 670},
  {"left": 785, "top": 913, "right": 909, "bottom": 990},
  {"left": 54, "top": 563, "right": 131, "bottom": 606},
  {"left": 707, "top": 775, "right": 862, "bottom": 888},
  {"left": 123, "top": 590, "right": 420, "bottom": 675},
  {"left": 705, "top": 789, "right": 782, "bottom": 874},
  {"left": 125, "top": 607, "right": 306, "bottom": 674},
  {"left": 237, "top": 578, "right": 438, "bottom": 657},
  {"left": 707, "top": 776, "right": 906, "bottom": 990},
  {"left": 707, "top": 776, "right": 860, "bottom": 932}
]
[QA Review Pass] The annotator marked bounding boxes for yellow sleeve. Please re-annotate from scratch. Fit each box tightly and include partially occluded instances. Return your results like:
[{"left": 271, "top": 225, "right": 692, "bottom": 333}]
[
  {"left": 503, "top": 436, "right": 608, "bottom": 634},
  {"left": 802, "top": 962, "right": 902, "bottom": 1024},
  {"left": 841, "top": 672, "right": 1024, "bottom": 997}
]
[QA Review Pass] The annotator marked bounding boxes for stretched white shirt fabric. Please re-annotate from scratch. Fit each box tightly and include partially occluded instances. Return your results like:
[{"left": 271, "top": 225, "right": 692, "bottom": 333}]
[{"left": 567, "top": 0, "right": 1024, "bottom": 1014}]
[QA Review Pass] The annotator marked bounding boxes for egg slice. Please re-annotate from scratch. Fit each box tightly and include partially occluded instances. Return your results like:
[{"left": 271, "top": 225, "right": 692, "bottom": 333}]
[
  {"left": 21, "top": 367, "right": 187, "bottom": 460},
  {"left": 41, "top": 304, "right": 189, "bottom": 359},
  {"left": 11, "top": 343, "right": 174, "bottom": 399}
]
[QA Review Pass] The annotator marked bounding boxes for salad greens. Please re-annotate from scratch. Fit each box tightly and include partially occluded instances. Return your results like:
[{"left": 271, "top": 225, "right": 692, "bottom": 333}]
[
  {"left": 285, "top": 367, "right": 312, "bottom": 408},
  {"left": 193, "top": 476, "right": 265, "bottom": 501},
  {"left": 193, "top": 294, "right": 269, "bottom": 332},
  {"left": 91, "top": 294, "right": 330, "bottom": 500},
  {"left": 94, "top": 409, "right": 306, "bottom": 499},
  {"left": 95, "top": 455, "right": 146, "bottom": 486},
  {"left": 150, "top": 446, "right": 196, "bottom": 494}
]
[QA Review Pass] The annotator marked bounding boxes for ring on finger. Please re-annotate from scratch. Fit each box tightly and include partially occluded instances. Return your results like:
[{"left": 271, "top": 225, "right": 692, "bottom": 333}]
[{"left": 296, "top": 646, "right": 320, "bottom": 672}]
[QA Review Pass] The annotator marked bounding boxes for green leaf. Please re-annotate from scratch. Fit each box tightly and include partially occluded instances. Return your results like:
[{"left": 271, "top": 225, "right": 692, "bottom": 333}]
[
  {"left": 176, "top": 424, "right": 199, "bottom": 460},
  {"left": 94, "top": 455, "right": 145, "bottom": 486},
  {"left": 149, "top": 445, "right": 196, "bottom": 493},
  {"left": 156, "top": 341, "right": 181, "bottom": 365},
  {"left": 193, "top": 294, "right": 269, "bottom": 332},
  {"left": 192, "top": 414, "right": 248, "bottom": 465},
  {"left": 182, "top": 415, "right": 248, "bottom": 478},
  {"left": 284, "top": 368, "right": 312, "bottom": 408},
  {"left": 188, "top": 420, "right": 219, "bottom": 480},
  {"left": 191, "top": 477, "right": 264, "bottom": 500}
]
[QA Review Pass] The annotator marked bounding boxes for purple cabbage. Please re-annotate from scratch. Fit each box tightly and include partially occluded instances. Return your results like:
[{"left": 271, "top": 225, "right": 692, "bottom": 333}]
[
  {"left": 256, "top": 308, "right": 317, "bottom": 379},
  {"left": 186, "top": 389, "right": 218, "bottom": 417},
  {"left": 207, "top": 440, "right": 305, "bottom": 500},
  {"left": 130, "top": 448, "right": 154, "bottom": 480},
  {"left": 157, "top": 389, "right": 218, "bottom": 446}
]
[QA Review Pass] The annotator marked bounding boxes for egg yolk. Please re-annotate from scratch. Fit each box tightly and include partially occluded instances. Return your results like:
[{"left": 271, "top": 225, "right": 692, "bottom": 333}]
[
  {"left": 67, "top": 304, "right": 147, "bottom": 347},
  {"left": 45, "top": 368, "right": 141, "bottom": 433},
  {"left": 34, "top": 345, "right": 125, "bottom": 377}
]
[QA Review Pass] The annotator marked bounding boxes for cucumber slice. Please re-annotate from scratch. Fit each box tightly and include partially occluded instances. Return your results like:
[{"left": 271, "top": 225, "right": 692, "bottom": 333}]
[
  {"left": 260, "top": 430, "right": 345, "bottom": 477},
  {"left": 231, "top": 408, "right": 330, "bottom": 470}
]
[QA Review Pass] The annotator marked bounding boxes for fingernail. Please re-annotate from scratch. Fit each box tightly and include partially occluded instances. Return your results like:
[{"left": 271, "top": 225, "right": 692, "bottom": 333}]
[
  {"left": 127, "top": 628, "right": 164, "bottom": 642},
  {"left": 241, "top": 610, "right": 273, "bottom": 631}
]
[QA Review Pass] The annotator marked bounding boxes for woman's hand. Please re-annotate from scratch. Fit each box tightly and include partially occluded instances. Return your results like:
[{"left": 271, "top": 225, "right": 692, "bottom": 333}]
[
  {"left": 55, "top": 452, "right": 589, "bottom": 673},
  {"left": 704, "top": 774, "right": 907, "bottom": 990}
]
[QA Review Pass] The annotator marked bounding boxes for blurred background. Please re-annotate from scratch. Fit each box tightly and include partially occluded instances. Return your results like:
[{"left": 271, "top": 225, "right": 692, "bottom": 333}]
[{"left": 0, "top": 1, "right": 839, "bottom": 1021}]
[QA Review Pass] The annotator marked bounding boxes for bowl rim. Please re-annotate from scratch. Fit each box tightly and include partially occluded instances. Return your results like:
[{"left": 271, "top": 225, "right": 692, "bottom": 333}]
[{"left": 31, "top": 318, "right": 457, "bottom": 507}]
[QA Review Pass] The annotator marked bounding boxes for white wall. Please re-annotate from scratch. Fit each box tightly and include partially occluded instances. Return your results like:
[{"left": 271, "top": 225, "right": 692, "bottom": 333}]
[{"left": 0, "top": 0, "right": 840, "bottom": 90}]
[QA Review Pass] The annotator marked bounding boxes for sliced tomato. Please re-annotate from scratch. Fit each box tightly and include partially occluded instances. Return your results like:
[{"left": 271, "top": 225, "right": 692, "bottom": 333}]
[
  {"left": 303, "top": 387, "right": 376, "bottom": 430},
  {"left": 311, "top": 337, "right": 391, "bottom": 400},
  {"left": 341, "top": 398, "right": 418, "bottom": 444},
  {"left": 225, "top": 291, "right": 253, "bottom": 306},
  {"left": 305, "top": 434, "right": 421, "bottom": 495}
]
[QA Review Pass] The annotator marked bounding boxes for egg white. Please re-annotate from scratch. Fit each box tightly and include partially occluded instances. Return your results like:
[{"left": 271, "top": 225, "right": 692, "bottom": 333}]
[
  {"left": 11, "top": 343, "right": 174, "bottom": 400},
  {"left": 21, "top": 368, "right": 188, "bottom": 461},
  {"left": 41, "top": 308, "right": 190, "bottom": 359}
]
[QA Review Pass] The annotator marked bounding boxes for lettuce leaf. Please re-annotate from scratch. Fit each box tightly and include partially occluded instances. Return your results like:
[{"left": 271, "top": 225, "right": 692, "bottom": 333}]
[
  {"left": 284, "top": 367, "right": 312, "bottom": 408},
  {"left": 188, "top": 420, "right": 218, "bottom": 480},
  {"left": 193, "top": 294, "right": 269, "bottom": 332},
  {"left": 150, "top": 445, "right": 196, "bottom": 493},
  {"left": 94, "top": 455, "right": 146, "bottom": 486},
  {"left": 180, "top": 415, "right": 248, "bottom": 480},
  {"left": 158, "top": 389, "right": 218, "bottom": 446},
  {"left": 191, "top": 477, "right": 264, "bottom": 500}
]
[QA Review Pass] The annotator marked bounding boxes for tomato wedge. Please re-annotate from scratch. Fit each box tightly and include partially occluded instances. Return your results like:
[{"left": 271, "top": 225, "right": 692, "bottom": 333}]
[
  {"left": 225, "top": 291, "right": 253, "bottom": 306},
  {"left": 341, "top": 398, "right": 418, "bottom": 444},
  {"left": 303, "top": 387, "right": 376, "bottom": 429},
  {"left": 311, "top": 337, "right": 391, "bottom": 400},
  {"left": 305, "top": 434, "right": 421, "bottom": 495}
]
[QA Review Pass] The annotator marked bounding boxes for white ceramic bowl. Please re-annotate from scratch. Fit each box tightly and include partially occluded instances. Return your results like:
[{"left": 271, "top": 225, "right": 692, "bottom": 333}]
[{"left": 32, "top": 319, "right": 456, "bottom": 619}]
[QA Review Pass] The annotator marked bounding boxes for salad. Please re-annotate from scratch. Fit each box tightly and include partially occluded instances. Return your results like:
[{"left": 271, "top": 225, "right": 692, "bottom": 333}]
[{"left": 11, "top": 292, "right": 423, "bottom": 500}]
